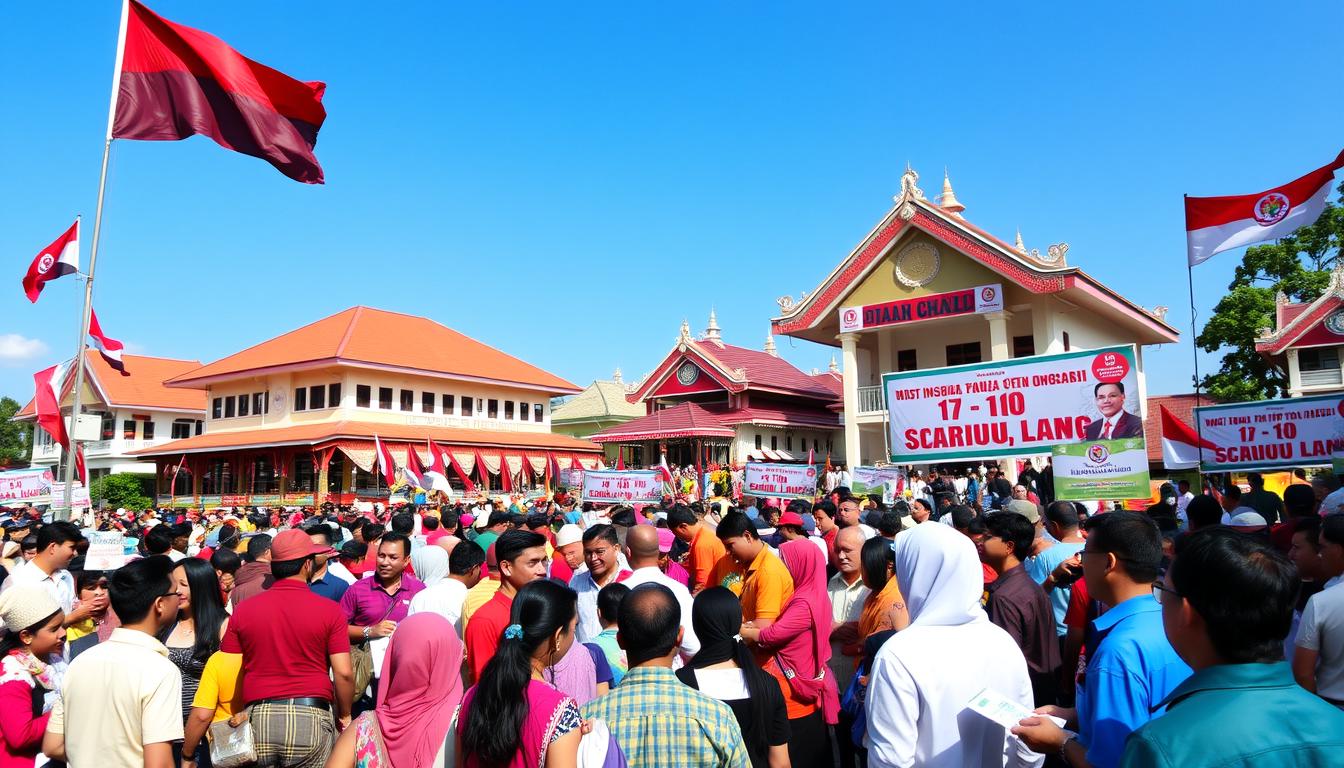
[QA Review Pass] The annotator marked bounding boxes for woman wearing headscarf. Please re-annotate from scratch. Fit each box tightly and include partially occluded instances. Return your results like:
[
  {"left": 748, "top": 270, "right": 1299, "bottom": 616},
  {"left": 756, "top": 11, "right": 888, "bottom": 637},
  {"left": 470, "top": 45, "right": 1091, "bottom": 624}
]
[
  {"left": 739, "top": 539, "right": 837, "bottom": 767},
  {"left": 865, "top": 523, "right": 1041, "bottom": 768},
  {"left": 677, "top": 587, "right": 790, "bottom": 768},
  {"left": 857, "top": 537, "right": 909, "bottom": 641},
  {"left": 409, "top": 545, "right": 450, "bottom": 588},
  {"left": 325, "top": 612, "right": 464, "bottom": 768}
]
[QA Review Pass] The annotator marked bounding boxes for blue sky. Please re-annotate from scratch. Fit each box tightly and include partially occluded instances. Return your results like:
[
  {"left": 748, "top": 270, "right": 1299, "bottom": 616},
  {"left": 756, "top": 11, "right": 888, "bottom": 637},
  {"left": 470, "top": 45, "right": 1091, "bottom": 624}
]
[{"left": 2, "top": 1, "right": 1341, "bottom": 408}]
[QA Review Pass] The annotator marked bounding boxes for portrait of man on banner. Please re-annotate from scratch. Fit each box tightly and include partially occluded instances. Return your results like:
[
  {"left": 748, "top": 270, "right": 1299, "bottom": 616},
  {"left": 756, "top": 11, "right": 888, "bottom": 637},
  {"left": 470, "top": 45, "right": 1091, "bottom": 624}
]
[{"left": 1082, "top": 381, "right": 1144, "bottom": 441}]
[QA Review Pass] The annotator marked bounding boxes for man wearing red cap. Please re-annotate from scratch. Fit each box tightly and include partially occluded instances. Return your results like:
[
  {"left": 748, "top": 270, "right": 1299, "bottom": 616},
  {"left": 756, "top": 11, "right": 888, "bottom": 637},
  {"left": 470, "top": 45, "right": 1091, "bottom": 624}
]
[{"left": 219, "top": 528, "right": 354, "bottom": 767}]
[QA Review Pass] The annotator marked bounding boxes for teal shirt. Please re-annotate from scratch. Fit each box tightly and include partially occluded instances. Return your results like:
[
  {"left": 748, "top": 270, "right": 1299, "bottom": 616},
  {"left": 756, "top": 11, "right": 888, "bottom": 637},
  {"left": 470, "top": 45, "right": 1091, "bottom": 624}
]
[{"left": 1122, "top": 662, "right": 1344, "bottom": 767}]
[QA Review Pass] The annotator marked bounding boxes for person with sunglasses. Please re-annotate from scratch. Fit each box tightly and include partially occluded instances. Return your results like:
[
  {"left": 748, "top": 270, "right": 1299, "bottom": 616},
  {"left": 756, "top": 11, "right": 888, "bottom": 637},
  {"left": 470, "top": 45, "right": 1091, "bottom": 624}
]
[{"left": 43, "top": 555, "right": 185, "bottom": 768}]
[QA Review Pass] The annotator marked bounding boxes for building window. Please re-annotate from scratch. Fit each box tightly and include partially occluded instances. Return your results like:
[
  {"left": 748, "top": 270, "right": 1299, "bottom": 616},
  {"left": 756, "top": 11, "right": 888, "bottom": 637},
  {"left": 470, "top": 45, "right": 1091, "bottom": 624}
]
[
  {"left": 533, "top": 403, "right": 543, "bottom": 422},
  {"left": 328, "top": 383, "right": 341, "bottom": 408},
  {"left": 400, "top": 390, "right": 414, "bottom": 412},
  {"left": 100, "top": 412, "right": 115, "bottom": 440},
  {"left": 826, "top": 439, "right": 834, "bottom": 453},
  {"left": 225, "top": 396, "right": 237, "bottom": 418},
  {"left": 253, "top": 392, "right": 265, "bottom": 414},
  {"left": 488, "top": 399, "right": 499, "bottom": 418},
  {"left": 1012, "top": 335, "right": 1036, "bottom": 359},
  {"left": 786, "top": 435, "right": 793, "bottom": 451},
  {"left": 1062, "top": 332, "right": 1071, "bottom": 351},
  {"left": 356, "top": 385, "right": 372, "bottom": 408},
  {"left": 946, "top": 342, "right": 982, "bottom": 366},
  {"left": 422, "top": 392, "right": 434, "bottom": 413},
  {"left": 520, "top": 402, "right": 530, "bottom": 421},
  {"left": 326, "top": 453, "right": 345, "bottom": 493},
  {"left": 897, "top": 349, "right": 918, "bottom": 372},
  {"left": 770, "top": 435, "right": 778, "bottom": 450},
  {"left": 211, "top": 398, "right": 222, "bottom": 419},
  {"left": 238, "top": 394, "right": 250, "bottom": 417},
  {"left": 294, "top": 388, "right": 307, "bottom": 411},
  {"left": 171, "top": 420, "right": 194, "bottom": 440},
  {"left": 143, "top": 421, "right": 155, "bottom": 440},
  {"left": 379, "top": 387, "right": 393, "bottom": 409},
  {"left": 251, "top": 456, "right": 278, "bottom": 493},
  {"left": 813, "top": 438, "right": 819, "bottom": 452},
  {"left": 462, "top": 397, "right": 473, "bottom": 417},
  {"left": 195, "top": 420, "right": 203, "bottom": 435},
  {"left": 309, "top": 385, "right": 326, "bottom": 410},
  {"left": 1300, "top": 347, "right": 1342, "bottom": 386},
  {"left": 755, "top": 434, "right": 762, "bottom": 449},
  {"left": 291, "top": 455, "right": 315, "bottom": 492},
  {"left": 504, "top": 401, "right": 515, "bottom": 420},
  {"left": 442, "top": 394, "right": 455, "bottom": 414}
]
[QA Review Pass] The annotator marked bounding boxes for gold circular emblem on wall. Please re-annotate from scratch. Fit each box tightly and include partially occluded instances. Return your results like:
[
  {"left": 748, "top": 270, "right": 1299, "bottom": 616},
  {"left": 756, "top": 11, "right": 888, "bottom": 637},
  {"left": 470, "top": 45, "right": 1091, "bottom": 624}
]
[{"left": 894, "top": 242, "right": 940, "bottom": 287}]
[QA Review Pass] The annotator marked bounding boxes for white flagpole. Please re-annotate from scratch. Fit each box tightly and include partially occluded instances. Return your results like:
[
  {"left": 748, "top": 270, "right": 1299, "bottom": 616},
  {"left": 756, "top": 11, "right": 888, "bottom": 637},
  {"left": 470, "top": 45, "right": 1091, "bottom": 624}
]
[{"left": 60, "top": 0, "right": 129, "bottom": 520}]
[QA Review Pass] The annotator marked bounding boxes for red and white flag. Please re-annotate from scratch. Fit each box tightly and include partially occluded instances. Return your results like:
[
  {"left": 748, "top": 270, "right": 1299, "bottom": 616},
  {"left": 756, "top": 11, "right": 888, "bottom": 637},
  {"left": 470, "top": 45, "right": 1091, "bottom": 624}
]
[
  {"left": 402, "top": 443, "right": 426, "bottom": 489},
  {"left": 22, "top": 219, "right": 80, "bottom": 303},
  {"left": 655, "top": 453, "right": 673, "bottom": 484},
  {"left": 88, "top": 309, "right": 129, "bottom": 376},
  {"left": 1186, "top": 150, "right": 1344, "bottom": 266},
  {"left": 1159, "top": 404, "right": 1215, "bottom": 470},
  {"left": 74, "top": 444, "right": 87, "bottom": 487},
  {"left": 427, "top": 439, "right": 446, "bottom": 476},
  {"left": 374, "top": 435, "right": 397, "bottom": 487},
  {"left": 33, "top": 360, "right": 73, "bottom": 450}
]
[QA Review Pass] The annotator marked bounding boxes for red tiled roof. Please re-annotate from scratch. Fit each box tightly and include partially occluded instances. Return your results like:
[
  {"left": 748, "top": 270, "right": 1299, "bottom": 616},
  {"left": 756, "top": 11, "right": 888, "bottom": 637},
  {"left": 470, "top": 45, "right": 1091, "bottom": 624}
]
[
  {"left": 1279, "top": 302, "right": 1310, "bottom": 329},
  {"left": 15, "top": 350, "right": 207, "bottom": 419},
  {"left": 590, "top": 403, "right": 736, "bottom": 442},
  {"left": 1142, "top": 394, "right": 1208, "bottom": 464},
  {"left": 166, "top": 307, "right": 580, "bottom": 393},
  {"left": 809, "top": 371, "right": 843, "bottom": 397},
  {"left": 698, "top": 341, "right": 840, "bottom": 399},
  {"left": 128, "top": 419, "right": 601, "bottom": 456},
  {"left": 716, "top": 404, "right": 841, "bottom": 429}
]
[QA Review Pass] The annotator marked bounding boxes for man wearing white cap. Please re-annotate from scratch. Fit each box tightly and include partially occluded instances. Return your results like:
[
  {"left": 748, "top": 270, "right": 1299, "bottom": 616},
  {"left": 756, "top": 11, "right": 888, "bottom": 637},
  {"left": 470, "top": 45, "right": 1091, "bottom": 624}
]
[{"left": 549, "top": 524, "right": 584, "bottom": 583}]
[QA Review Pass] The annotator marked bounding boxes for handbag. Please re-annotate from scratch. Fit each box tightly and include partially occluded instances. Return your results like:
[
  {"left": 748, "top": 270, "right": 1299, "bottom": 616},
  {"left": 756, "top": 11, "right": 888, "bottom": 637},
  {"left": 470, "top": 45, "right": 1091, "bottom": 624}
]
[
  {"left": 352, "top": 600, "right": 399, "bottom": 695},
  {"left": 208, "top": 715, "right": 258, "bottom": 768}
]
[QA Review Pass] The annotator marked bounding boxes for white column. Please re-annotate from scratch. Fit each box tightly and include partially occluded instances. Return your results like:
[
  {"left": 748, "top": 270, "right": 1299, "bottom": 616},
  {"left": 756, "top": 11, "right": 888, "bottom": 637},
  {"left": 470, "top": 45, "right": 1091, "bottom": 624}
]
[
  {"left": 986, "top": 311, "right": 1011, "bottom": 361},
  {"left": 1286, "top": 348, "right": 1301, "bottom": 397},
  {"left": 877, "top": 329, "right": 893, "bottom": 376},
  {"left": 841, "top": 333, "right": 861, "bottom": 465}
]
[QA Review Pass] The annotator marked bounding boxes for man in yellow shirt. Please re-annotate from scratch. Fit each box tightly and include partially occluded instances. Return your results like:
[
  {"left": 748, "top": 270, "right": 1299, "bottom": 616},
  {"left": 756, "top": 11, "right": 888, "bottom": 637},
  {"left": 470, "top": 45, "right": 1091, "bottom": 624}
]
[{"left": 709, "top": 511, "right": 793, "bottom": 629}]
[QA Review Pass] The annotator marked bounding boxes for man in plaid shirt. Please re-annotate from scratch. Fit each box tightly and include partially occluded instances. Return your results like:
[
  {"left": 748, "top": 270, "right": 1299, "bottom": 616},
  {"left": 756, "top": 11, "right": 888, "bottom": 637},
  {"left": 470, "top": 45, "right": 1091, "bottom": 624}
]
[{"left": 583, "top": 584, "right": 748, "bottom": 768}]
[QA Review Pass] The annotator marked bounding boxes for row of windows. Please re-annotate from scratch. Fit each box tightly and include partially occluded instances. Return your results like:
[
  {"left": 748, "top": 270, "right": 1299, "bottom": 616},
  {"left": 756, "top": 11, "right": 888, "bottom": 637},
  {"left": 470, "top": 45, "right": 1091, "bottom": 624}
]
[
  {"left": 352, "top": 385, "right": 543, "bottom": 422},
  {"left": 753, "top": 434, "right": 834, "bottom": 453},
  {"left": 212, "top": 392, "right": 271, "bottom": 419},
  {"left": 294, "top": 384, "right": 341, "bottom": 412}
]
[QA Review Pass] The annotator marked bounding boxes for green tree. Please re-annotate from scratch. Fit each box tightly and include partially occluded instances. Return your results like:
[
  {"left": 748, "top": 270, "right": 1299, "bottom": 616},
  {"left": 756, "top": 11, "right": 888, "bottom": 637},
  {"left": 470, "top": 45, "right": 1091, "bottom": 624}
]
[
  {"left": 0, "top": 397, "right": 33, "bottom": 468},
  {"left": 1197, "top": 181, "right": 1342, "bottom": 402},
  {"left": 89, "top": 473, "right": 152, "bottom": 511}
]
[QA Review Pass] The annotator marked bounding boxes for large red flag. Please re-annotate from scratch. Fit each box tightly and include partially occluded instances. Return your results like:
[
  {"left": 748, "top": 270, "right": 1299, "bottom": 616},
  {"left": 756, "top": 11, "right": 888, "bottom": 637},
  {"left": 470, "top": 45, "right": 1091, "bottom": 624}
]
[
  {"left": 113, "top": 1, "right": 327, "bottom": 183},
  {"left": 22, "top": 219, "right": 80, "bottom": 303},
  {"left": 33, "top": 361, "right": 72, "bottom": 451},
  {"left": 88, "top": 308, "right": 129, "bottom": 376}
]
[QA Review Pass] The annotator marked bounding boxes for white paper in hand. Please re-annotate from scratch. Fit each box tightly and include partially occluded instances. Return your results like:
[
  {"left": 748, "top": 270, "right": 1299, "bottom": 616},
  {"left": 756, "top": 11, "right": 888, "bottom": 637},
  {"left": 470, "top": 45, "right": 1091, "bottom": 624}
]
[{"left": 966, "top": 687, "right": 1068, "bottom": 730}]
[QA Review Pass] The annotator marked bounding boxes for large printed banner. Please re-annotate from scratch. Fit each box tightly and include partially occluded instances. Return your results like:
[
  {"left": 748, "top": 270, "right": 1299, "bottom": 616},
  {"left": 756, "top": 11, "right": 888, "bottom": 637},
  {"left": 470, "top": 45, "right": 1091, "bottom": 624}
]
[
  {"left": 884, "top": 345, "right": 1151, "bottom": 500},
  {"left": 580, "top": 470, "right": 664, "bottom": 504},
  {"left": 850, "top": 466, "right": 903, "bottom": 497},
  {"left": 744, "top": 463, "right": 817, "bottom": 499},
  {"left": 1193, "top": 394, "right": 1344, "bottom": 472},
  {"left": 0, "top": 468, "right": 55, "bottom": 503}
]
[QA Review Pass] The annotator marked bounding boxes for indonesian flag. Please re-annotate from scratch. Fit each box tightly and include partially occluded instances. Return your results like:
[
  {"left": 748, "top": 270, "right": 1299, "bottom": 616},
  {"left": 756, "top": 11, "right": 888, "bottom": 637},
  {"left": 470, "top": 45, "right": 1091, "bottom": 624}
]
[
  {"left": 114, "top": 1, "right": 327, "bottom": 183},
  {"left": 22, "top": 219, "right": 79, "bottom": 303},
  {"left": 88, "top": 309, "right": 129, "bottom": 376},
  {"left": 655, "top": 453, "right": 673, "bottom": 484},
  {"left": 33, "top": 360, "right": 73, "bottom": 450},
  {"left": 403, "top": 443, "right": 427, "bottom": 490},
  {"left": 374, "top": 435, "right": 397, "bottom": 487},
  {"left": 1160, "top": 404, "right": 1215, "bottom": 470},
  {"left": 427, "top": 439, "right": 446, "bottom": 476},
  {"left": 1186, "top": 150, "right": 1344, "bottom": 266}
]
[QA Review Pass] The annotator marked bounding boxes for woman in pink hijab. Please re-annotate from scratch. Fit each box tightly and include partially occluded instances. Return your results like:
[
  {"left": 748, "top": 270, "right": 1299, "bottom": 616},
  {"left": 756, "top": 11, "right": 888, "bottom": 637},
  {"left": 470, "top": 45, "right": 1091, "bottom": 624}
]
[
  {"left": 326, "top": 612, "right": 464, "bottom": 768},
  {"left": 739, "top": 538, "right": 840, "bottom": 767}
]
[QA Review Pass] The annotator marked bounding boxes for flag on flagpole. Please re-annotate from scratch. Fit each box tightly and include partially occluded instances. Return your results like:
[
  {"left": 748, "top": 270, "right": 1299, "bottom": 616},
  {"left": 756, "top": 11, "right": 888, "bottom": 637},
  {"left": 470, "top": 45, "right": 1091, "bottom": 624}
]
[
  {"left": 1159, "top": 405, "right": 1212, "bottom": 470},
  {"left": 1186, "top": 150, "right": 1344, "bottom": 266},
  {"left": 655, "top": 453, "right": 673, "bottom": 484},
  {"left": 616, "top": 447, "right": 625, "bottom": 471},
  {"left": 403, "top": 443, "right": 427, "bottom": 490},
  {"left": 427, "top": 439, "right": 446, "bottom": 476},
  {"left": 88, "top": 308, "right": 129, "bottom": 375},
  {"left": 114, "top": 1, "right": 327, "bottom": 183},
  {"left": 22, "top": 219, "right": 80, "bottom": 303},
  {"left": 374, "top": 435, "right": 397, "bottom": 487},
  {"left": 33, "top": 361, "right": 73, "bottom": 450},
  {"left": 807, "top": 447, "right": 815, "bottom": 467}
]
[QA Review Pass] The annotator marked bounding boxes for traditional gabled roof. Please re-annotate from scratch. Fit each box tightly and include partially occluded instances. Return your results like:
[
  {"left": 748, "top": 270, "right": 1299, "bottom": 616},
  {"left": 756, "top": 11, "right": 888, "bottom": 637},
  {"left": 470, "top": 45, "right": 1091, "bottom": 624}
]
[
  {"left": 1256, "top": 263, "right": 1344, "bottom": 356},
  {"left": 166, "top": 307, "right": 580, "bottom": 394},
  {"left": 551, "top": 379, "right": 644, "bottom": 424},
  {"left": 15, "top": 350, "right": 207, "bottom": 420},
  {"left": 771, "top": 166, "right": 1180, "bottom": 346},
  {"left": 590, "top": 402, "right": 737, "bottom": 442}
]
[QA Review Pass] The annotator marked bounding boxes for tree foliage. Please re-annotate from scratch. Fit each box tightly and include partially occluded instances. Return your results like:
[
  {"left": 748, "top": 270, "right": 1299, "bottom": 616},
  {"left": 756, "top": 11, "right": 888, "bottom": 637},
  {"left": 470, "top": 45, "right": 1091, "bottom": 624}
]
[
  {"left": 0, "top": 397, "right": 33, "bottom": 468},
  {"left": 1197, "top": 182, "right": 1342, "bottom": 402},
  {"left": 89, "top": 473, "right": 152, "bottom": 511}
]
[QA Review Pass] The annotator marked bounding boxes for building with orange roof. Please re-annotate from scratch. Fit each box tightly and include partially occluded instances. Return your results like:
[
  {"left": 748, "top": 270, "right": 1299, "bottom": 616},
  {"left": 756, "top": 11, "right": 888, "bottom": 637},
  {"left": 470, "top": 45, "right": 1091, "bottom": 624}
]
[
  {"left": 771, "top": 166, "right": 1180, "bottom": 478},
  {"left": 131, "top": 306, "right": 601, "bottom": 506},
  {"left": 14, "top": 350, "right": 207, "bottom": 483}
]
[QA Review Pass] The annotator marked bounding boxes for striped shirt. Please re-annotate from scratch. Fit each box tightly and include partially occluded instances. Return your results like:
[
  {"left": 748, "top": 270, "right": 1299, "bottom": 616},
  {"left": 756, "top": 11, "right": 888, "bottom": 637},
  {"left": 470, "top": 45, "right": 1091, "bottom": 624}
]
[{"left": 581, "top": 666, "right": 748, "bottom": 768}]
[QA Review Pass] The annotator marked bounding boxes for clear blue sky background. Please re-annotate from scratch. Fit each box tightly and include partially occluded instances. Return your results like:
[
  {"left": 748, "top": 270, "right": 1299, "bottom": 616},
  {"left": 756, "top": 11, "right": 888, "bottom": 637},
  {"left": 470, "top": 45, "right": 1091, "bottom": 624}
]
[{"left": 2, "top": 1, "right": 1341, "bottom": 408}]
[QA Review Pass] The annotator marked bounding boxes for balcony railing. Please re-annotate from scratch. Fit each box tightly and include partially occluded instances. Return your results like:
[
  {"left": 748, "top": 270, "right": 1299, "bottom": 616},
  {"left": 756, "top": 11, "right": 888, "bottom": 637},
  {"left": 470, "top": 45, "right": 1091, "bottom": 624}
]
[
  {"left": 1301, "top": 367, "right": 1343, "bottom": 387},
  {"left": 858, "top": 385, "right": 885, "bottom": 414}
]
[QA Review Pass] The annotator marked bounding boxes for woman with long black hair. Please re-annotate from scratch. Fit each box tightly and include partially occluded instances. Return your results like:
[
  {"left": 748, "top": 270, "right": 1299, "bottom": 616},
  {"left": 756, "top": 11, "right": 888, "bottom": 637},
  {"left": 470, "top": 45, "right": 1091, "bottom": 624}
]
[
  {"left": 164, "top": 558, "right": 227, "bottom": 767},
  {"left": 458, "top": 579, "right": 584, "bottom": 768},
  {"left": 677, "top": 587, "right": 790, "bottom": 768}
]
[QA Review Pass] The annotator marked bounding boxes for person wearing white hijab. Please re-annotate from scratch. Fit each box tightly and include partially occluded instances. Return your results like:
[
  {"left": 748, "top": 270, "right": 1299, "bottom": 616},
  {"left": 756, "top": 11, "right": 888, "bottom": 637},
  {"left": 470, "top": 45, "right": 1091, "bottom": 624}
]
[
  {"left": 866, "top": 523, "right": 1042, "bottom": 768},
  {"left": 408, "top": 545, "right": 449, "bottom": 588}
]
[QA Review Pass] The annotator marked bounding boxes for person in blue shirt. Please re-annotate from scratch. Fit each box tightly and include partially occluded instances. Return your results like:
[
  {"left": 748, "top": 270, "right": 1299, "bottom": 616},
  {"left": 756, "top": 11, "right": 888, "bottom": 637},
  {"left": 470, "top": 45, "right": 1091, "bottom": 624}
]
[
  {"left": 1026, "top": 502, "right": 1088, "bottom": 638},
  {"left": 1013, "top": 512, "right": 1190, "bottom": 768},
  {"left": 1121, "top": 528, "right": 1344, "bottom": 767}
]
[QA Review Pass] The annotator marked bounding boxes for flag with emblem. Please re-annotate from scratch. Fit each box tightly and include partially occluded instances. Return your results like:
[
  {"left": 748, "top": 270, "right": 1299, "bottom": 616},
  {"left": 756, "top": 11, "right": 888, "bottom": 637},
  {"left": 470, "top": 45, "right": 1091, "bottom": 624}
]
[
  {"left": 22, "top": 218, "right": 80, "bottom": 303},
  {"left": 88, "top": 308, "right": 129, "bottom": 375}
]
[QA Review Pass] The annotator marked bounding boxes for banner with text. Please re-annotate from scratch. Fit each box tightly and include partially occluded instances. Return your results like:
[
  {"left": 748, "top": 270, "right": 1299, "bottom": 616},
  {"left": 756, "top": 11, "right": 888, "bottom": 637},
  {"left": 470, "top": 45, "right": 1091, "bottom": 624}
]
[
  {"left": 850, "top": 466, "right": 904, "bottom": 497},
  {"left": 580, "top": 470, "right": 664, "bottom": 504},
  {"left": 883, "top": 344, "right": 1151, "bottom": 498},
  {"left": 1193, "top": 394, "right": 1344, "bottom": 472},
  {"left": 839, "top": 284, "right": 1003, "bottom": 333},
  {"left": 744, "top": 462, "right": 818, "bottom": 499},
  {"left": 0, "top": 468, "right": 55, "bottom": 503}
]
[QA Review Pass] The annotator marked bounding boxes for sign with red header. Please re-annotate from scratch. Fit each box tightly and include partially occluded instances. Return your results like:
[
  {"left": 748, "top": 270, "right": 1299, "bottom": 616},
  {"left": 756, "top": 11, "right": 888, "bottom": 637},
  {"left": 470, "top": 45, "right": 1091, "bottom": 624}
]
[{"left": 839, "top": 284, "right": 1003, "bottom": 333}]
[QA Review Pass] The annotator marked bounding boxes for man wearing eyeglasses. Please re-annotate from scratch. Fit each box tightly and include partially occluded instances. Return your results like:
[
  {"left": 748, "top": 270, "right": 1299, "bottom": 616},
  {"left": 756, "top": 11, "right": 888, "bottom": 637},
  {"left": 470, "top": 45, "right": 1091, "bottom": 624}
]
[{"left": 1012, "top": 512, "right": 1190, "bottom": 768}]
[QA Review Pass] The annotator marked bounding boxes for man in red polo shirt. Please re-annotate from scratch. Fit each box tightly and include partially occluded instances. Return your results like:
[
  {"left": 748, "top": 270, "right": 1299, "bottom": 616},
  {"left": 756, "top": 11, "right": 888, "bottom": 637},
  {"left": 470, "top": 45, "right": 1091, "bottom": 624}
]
[
  {"left": 463, "top": 529, "right": 548, "bottom": 682},
  {"left": 221, "top": 529, "right": 354, "bottom": 768}
]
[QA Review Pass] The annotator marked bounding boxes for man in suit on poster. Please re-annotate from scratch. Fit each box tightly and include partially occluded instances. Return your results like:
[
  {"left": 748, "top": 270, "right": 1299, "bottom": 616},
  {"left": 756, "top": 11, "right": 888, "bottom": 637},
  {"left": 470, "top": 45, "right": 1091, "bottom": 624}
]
[{"left": 1083, "top": 382, "right": 1143, "bottom": 440}]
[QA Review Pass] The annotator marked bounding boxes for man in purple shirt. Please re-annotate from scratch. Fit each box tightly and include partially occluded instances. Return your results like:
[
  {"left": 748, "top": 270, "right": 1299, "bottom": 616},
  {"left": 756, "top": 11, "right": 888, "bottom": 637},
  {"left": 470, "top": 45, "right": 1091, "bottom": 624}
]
[{"left": 340, "top": 532, "right": 424, "bottom": 643}]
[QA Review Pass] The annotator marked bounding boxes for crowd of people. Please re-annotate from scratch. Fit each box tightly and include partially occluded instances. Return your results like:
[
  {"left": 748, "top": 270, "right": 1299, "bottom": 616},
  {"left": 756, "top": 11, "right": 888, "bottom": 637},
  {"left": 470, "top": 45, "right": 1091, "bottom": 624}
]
[{"left": 0, "top": 465, "right": 1342, "bottom": 768}]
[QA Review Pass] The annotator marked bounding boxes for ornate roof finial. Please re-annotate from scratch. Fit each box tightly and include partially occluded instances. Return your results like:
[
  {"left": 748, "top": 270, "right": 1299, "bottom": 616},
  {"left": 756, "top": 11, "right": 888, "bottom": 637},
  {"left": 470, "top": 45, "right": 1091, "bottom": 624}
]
[
  {"left": 612, "top": 367, "right": 623, "bottom": 384},
  {"left": 828, "top": 355, "right": 839, "bottom": 373},
  {"left": 704, "top": 307, "right": 721, "bottom": 342},
  {"left": 937, "top": 168, "right": 965, "bottom": 216},
  {"left": 1331, "top": 259, "right": 1344, "bottom": 291},
  {"left": 1014, "top": 228, "right": 1026, "bottom": 254},
  {"left": 764, "top": 332, "right": 777, "bottom": 357},
  {"left": 895, "top": 163, "right": 924, "bottom": 203},
  {"left": 678, "top": 318, "right": 691, "bottom": 343}
]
